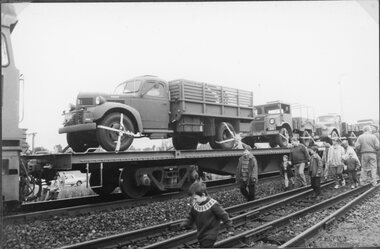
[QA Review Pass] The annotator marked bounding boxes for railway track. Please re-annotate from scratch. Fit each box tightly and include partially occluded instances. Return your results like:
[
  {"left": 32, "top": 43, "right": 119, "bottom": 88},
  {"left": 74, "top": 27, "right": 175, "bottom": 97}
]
[
  {"left": 4, "top": 174, "right": 279, "bottom": 225},
  {"left": 5, "top": 172, "right": 280, "bottom": 224},
  {"left": 58, "top": 181, "right": 336, "bottom": 249},
  {"left": 214, "top": 184, "right": 379, "bottom": 248}
]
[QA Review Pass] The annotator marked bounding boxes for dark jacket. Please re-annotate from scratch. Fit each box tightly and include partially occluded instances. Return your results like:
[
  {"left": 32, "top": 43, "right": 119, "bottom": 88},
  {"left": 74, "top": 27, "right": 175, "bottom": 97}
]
[
  {"left": 280, "top": 161, "right": 294, "bottom": 178},
  {"left": 291, "top": 144, "right": 310, "bottom": 164},
  {"left": 236, "top": 154, "right": 258, "bottom": 185},
  {"left": 309, "top": 154, "right": 323, "bottom": 177},
  {"left": 345, "top": 157, "right": 360, "bottom": 171},
  {"left": 183, "top": 197, "right": 233, "bottom": 242}
]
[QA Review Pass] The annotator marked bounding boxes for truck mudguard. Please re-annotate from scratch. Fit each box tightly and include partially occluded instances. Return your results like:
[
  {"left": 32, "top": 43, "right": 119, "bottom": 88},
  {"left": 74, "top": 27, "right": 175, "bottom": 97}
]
[{"left": 89, "top": 102, "right": 143, "bottom": 133}]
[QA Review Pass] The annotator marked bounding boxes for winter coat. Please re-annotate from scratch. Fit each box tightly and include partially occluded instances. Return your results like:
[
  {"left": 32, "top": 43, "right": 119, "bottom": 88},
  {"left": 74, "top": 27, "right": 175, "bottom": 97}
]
[
  {"left": 236, "top": 154, "right": 258, "bottom": 185},
  {"left": 183, "top": 197, "right": 233, "bottom": 242},
  {"left": 345, "top": 157, "right": 360, "bottom": 171},
  {"left": 355, "top": 132, "right": 380, "bottom": 154},
  {"left": 280, "top": 161, "right": 294, "bottom": 178},
  {"left": 291, "top": 144, "right": 310, "bottom": 164},
  {"left": 309, "top": 154, "right": 323, "bottom": 177},
  {"left": 327, "top": 144, "right": 345, "bottom": 167}
]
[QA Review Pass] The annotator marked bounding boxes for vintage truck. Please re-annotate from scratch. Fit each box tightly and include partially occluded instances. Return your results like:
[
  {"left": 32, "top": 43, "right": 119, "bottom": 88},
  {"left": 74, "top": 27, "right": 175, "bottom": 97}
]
[
  {"left": 59, "top": 75, "right": 255, "bottom": 152},
  {"left": 242, "top": 101, "right": 315, "bottom": 148},
  {"left": 314, "top": 113, "right": 358, "bottom": 145}
]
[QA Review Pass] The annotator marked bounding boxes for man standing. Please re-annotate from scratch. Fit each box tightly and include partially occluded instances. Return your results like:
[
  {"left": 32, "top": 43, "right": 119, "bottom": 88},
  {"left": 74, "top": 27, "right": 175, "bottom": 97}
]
[
  {"left": 290, "top": 137, "right": 310, "bottom": 187},
  {"left": 236, "top": 145, "right": 258, "bottom": 201},
  {"left": 355, "top": 125, "right": 380, "bottom": 186},
  {"left": 327, "top": 138, "right": 346, "bottom": 189}
]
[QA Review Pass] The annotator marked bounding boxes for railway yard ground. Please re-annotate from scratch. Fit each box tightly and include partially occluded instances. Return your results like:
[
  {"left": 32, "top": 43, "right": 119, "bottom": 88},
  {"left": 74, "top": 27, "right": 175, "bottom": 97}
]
[{"left": 3, "top": 177, "right": 380, "bottom": 249}]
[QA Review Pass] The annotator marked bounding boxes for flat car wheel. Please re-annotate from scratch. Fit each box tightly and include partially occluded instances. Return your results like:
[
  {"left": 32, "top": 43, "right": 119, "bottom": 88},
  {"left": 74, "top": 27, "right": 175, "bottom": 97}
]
[
  {"left": 97, "top": 113, "right": 135, "bottom": 151},
  {"left": 119, "top": 167, "right": 150, "bottom": 198},
  {"left": 276, "top": 127, "right": 289, "bottom": 147},
  {"left": 90, "top": 170, "right": 119, "bottom": 196},
  {"left": 215, "top": 122, "right": 235, "bottom": 149}
]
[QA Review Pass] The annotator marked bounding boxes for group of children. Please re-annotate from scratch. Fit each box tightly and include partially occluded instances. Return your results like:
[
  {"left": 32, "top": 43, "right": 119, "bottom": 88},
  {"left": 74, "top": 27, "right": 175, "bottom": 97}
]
[
  {"left": 180, "top": 140, "right": 362, "bottom": 248},
  {"left": 280, "top": 143, "right": 361, "bottom": 199}
]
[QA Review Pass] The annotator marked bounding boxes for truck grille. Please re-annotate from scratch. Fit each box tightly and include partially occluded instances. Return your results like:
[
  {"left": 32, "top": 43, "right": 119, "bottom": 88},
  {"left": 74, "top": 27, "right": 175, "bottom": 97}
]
[
  {"left": 252, "top": 122, "right": 264, "bottom": 131},
  {"left": 78, "top": 98, "right": 93, "bottom": 106},
  {"left": 66, "top": 111, "right": 83, "bottom": 126}
]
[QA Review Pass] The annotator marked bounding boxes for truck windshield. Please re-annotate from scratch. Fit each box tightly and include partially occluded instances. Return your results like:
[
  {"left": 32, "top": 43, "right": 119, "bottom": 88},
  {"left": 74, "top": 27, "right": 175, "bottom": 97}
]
[
  {"left": 114, "top": 80, "right": 142, "bottom": 94},
  {"left": 317, "top": 116, "right": 336, "bottom": 123},
  {"left": 263, "top": 104, "right": 289, "bottom": 114}
]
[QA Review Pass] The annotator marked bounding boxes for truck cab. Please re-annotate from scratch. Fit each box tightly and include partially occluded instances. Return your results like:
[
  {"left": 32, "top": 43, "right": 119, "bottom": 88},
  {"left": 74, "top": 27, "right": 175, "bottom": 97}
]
[
  {"left": 249, "top": 101, "right": 293, "bottom": 147},
  {"left": 315, "top": 114, "right": 341, "bottom": 140},
  {"left": 59, "top": 75, "right": 171, "bottom": 152}
]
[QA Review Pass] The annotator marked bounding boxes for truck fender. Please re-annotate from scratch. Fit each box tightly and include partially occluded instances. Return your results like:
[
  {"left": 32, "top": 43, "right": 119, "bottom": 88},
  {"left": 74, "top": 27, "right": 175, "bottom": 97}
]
[
  {"left": 279, "top": 122, "right": 293, "bottom": 136},
  {"left": 89, "top": 102, "right": 143, "bottom": 133}
]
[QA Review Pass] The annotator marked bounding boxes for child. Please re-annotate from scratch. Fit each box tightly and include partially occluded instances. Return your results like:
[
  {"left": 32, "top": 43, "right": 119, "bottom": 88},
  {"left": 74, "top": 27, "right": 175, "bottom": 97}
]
[
  {"left": 181, "top": 181, "right": 234, "bottom": 248},
  {"left": 280, "top": 155, "right": 295, "bottom": 191},
  {"left": 236, "top": 145, "right": 258, "bottom": 201},
  {"left": 309, "top": 146, "right": 323, "bottom": 199},
  {"left": 344, "top": 151, "right": 360, "bottom": 188}
]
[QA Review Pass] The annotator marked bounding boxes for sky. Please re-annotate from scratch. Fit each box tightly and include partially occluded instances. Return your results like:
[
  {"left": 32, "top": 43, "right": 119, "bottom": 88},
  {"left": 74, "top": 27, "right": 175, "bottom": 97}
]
[{"left": 7, "top": 1, "right": 379, "bottom": 151}]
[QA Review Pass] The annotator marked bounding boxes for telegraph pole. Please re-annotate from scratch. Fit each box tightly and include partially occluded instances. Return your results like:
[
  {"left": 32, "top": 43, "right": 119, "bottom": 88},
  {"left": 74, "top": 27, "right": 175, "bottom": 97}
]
[{"left": 27, "top": 132, "right": 37, "bottom": 153}]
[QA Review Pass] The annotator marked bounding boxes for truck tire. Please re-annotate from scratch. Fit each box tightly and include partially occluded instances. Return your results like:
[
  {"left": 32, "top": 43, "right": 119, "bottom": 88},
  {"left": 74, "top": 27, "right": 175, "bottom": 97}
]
[
  {"left": 276, "top": 127, "right": 290, "bottom": 147},
  {"left": 209, "top": 137, "right": 221, "bottom": 149},
  {"left": 96, "top": 112, "right": 135, "bottom": 152},
  {"left": 67, "top": 132, "right": 98, "bottom": 152},
  {"left": 331, "top": 130, "right": 339, "bottom": 140},
  {"left": 172, "top": 134, "right": 198, "bottom": 150},
  {"left": 215, "top": 122, "right": 235, "bottom": 149},
  {"left": 300, "top": 130, "right": 313, "bottom": 147}
]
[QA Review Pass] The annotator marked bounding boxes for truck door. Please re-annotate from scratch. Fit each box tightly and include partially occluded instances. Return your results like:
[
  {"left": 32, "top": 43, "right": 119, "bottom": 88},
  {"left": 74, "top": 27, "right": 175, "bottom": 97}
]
[{"left": 130, "top": 81, "right": 170, "bottom": 129}]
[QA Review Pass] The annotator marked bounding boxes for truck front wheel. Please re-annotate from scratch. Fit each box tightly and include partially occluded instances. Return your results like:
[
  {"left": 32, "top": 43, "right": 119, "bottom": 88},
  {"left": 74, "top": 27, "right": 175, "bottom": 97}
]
[
  {"left": 96, "top": 112, "right": 135, "bottom": 152},
  {"left": 276, "top": 127, "right": 290, "bottom": 147}
]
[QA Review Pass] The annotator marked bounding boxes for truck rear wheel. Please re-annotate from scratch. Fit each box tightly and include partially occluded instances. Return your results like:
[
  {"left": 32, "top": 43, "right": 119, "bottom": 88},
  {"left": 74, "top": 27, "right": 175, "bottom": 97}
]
[
  {"left": 209, "top": 137, "right": 221, "bottom": 149},
  {"left": 96, "top": 112, "right": 135, "bottom": 152},
  {"left": 300, "top": 130, "right": 313, "bottom": 147},
  {"left": 215, "top": 122, "right": 235, "bottom": 149},
  {"left": 172, "top": 134, "right": 198, "bottom": 150}
]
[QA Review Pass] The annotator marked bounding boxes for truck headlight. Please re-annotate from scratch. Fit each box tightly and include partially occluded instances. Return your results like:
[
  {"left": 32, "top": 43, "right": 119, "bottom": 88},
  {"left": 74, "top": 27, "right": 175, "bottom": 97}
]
[
  {"left": 95, "top": 96, "right": 106, "bottom": 105},
  {"left": 269, "top": 118, "right": 275, "bottom": 125}
]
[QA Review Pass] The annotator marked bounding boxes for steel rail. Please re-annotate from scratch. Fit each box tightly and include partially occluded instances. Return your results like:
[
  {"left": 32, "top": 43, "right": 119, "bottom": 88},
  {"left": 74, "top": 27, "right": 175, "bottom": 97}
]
[
  {"left": 6, "top": 173, "right": 281, "bottom": 224},
  {"left": 214, "top": 184, "right": 372, "bottom": 248},
  {"left": 4, "top": 178, "right": 240, "bottom": 224},
  {"left": 279, "top": 184, "right": 380, "bottom": 248},
  {"left": 58, "top": 181, "right": 331, "bottom": 249},
  {"left": 143, "top": 181, "right": 335, "bottom": 249}
]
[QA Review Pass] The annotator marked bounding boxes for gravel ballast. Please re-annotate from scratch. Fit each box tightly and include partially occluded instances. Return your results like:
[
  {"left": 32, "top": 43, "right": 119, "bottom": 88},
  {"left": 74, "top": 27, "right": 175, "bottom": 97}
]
[{"left": 3, "top": 180, "right": 380, "bottom": 248}]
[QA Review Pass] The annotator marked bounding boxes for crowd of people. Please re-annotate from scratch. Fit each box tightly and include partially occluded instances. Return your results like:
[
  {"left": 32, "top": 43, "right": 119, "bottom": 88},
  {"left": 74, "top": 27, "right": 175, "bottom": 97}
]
[{"left": 182, "top": 124, "right": 379, "bottom": 248}]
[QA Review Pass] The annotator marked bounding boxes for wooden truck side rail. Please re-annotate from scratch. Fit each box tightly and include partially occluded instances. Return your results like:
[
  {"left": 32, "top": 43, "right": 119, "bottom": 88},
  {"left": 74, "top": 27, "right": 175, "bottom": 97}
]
[{"left": 169, "top": 79, "right": 254, "bottom": 121}]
